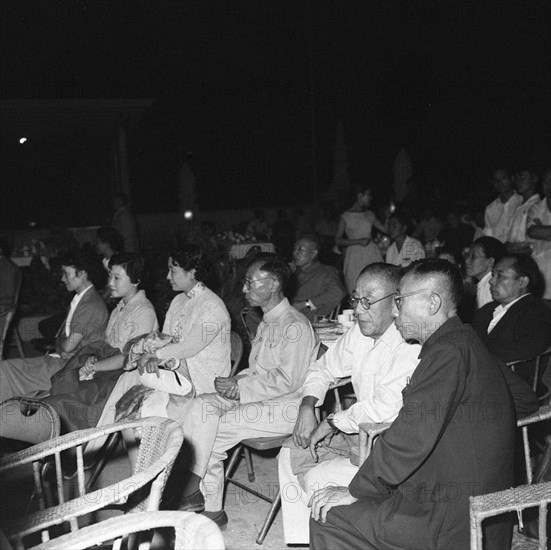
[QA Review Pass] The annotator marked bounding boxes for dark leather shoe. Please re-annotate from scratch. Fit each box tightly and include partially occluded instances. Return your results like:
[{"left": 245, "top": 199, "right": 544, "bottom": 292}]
[
  {"left": 178, "top": 490, "right": 205, "bottom": 512},
  {"left": 201, "top": 510, "right": 228, "bottom": 530}
]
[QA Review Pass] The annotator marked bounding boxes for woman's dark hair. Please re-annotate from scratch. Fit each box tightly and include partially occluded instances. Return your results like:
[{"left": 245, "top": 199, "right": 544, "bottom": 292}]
[
  {"left": 108, "top": 253, "right": 145, "bottom": 285},
  {"left": 471, "top": 237, "right": 505, "bottom": 263},
  {"left": 169, "top": 243, "right": 212, "bottom": 283},
  {"left": 96, "top": 226, "right": 124, "bottom": 254}
]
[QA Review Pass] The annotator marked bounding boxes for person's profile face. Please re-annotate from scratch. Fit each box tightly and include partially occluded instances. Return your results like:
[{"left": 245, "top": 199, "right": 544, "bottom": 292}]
[
  {"left": 392, "top": 274, "right": 432, "bottom": 342},
  {"left": 166, "top": 257, "right": 195, "bottom": 293},
  {"left": 109, "top": 264, "right": 134, "bottom": 300},
  {"left": 514, "top": 171, "right": 536, "bottom": 195},
  {"left": 388, "top": 217, "right": 405, "bottom": 240},
  {"left": 242, "top": 263, "right": 273, "bottom": 307},
  {"left": 491, "top": 170, "right": 512, "bottom": 194},
  {"left": 292, "top": 240, "right": 316, "bottom": 267},
  {"left": 61, "top": 265, "right": 85, "bottom": 293},
  {"left": 490, "top": 258, "right": 527, "bottom": 305},
  {"left": 465, "top": 245, "right": 493, "bottom": 279},
  {"left": 359, "top": 190, "right": 373, "bottom": 207}
]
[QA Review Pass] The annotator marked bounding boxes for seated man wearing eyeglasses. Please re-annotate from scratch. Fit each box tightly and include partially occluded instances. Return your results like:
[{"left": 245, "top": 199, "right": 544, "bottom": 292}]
[
  {"left": 279, "top": 263, "right": 420, "bottom": 545},
  {"left": 176, "top": 256, "right": 317, "bottom": 529},
  {"left": 309, "top": 259, "right": 537, "bottom": 550},
  {"left": 289, "top": 235, "right": 346, "bottom": 321}
]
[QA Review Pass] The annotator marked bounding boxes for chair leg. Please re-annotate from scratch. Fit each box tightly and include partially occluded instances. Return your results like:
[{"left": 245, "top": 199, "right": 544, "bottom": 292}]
[
  {"left": 255, "top": 488, "right": 281, "bottom": 545},
  {"left": 14, "top": 327, "right": 25, "bottom": 358},
  {"left": 86, "top": 432, "right": 121, "bottom": 490},
  {"left": 225, "top": 445, "right": 243, "bottom": 480},
  {"left": 535, "top": 436, "right": 551, "bottom": 484},
  {"left": 244, "top": 446, "right": 255, "bottom": 482}
]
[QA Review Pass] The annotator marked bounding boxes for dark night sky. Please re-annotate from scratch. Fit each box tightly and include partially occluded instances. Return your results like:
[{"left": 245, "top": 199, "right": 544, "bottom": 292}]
[{"left": 1, "top": 0, "right": 550, "bottom": 224}]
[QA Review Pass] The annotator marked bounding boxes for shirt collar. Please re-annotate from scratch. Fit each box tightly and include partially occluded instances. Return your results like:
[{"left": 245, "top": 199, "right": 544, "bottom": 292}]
[
  {"left": 186, "top": 281, "right": 205, "bottom": 299},
  {"left": 118, "top": 289, "right": 145, "bottom": 310},
  {"left": 73, "top": 284, "right": 93, "bottom": 301},
  {"left": 375, "top": 322, "right": 403, "bottom": 348},
  {"left": 500, "top": 191, "right": 520, "bottom": 204},
  {"left": 494, "top": 293, "right": 530, "bottom": 314},
  {"left": 264, "top": 297, "right": 290, "bottom": 323}
]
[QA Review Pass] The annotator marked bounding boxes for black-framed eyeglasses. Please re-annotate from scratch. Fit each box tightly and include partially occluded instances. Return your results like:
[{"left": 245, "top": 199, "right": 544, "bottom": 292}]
[
  {"left": 349, "top": 292, "right": 396, "bottom": 310},
  {"left": 393, "top": 289, "right": 433, "bottom": 309}
]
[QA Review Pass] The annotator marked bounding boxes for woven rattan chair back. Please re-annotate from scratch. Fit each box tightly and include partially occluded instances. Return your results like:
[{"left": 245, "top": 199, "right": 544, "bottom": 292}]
[{"left": 0, "top": 417, "right": 184, "bottom": 549}]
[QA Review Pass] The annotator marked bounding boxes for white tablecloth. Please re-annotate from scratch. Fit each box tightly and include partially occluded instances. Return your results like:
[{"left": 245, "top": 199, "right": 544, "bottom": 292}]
[
  {"left": 228, "top": 242, "right": 275, "bottom": 260},
  {"left": 11, "top": 256, "right": 32, "bottom": 267}
]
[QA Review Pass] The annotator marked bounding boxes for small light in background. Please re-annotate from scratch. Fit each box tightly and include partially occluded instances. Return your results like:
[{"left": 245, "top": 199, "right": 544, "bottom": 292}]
[
  {"left": 389, "top": 201, "right": 396, "bottom": 213},
  {"left": 184, "top": 210, "right": 194, "bottom": 220},
  {"left": 19, "top": 137, "right": 27, "bottom": 144}
]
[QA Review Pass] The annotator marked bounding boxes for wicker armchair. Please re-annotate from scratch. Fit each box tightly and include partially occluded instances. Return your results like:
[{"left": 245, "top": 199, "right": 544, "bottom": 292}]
[
  {"left": 0, "top": 417, "right": 184, "bottom": 550},
  {"left": 29, "top": 511, "right": 224, "bottom": 550},
  {"left": 470, "top": 481, "right": 551, "bottom": 550}
]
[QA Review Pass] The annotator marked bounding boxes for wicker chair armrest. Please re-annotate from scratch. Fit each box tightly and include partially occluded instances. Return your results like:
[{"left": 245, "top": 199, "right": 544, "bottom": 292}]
[
  {"left": 470, "top": 481, "right": 551, "bottom": 519},
  {"left": 517, "top": 404, "right": 551, "bottom": 428},
  {"left": 0, "top": 418, "right": 165, "bottom": 472},
  {"left": 29, "top": 511, "right": 225, "bottom": 550}
]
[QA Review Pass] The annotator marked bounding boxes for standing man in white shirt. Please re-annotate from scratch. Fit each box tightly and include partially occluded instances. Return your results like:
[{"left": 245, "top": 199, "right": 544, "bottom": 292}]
[
  {"left": 484, "top": 167, "right": 522, "bottom": 242},
  {"left": 527, "top": 167, "right": 551, "bottom": 301},
  {"left": 385, "top": 211, "right": 425, "bottom": 267},
  {"left": 278, "top": 263, "right": 420, "bottom": 544},
  {"left": 506, "top": 165, "right": 540, "bottom": 253}
]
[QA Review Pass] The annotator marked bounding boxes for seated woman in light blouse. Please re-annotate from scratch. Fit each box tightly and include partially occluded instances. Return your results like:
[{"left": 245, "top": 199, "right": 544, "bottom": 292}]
[
  {"left": 45, "top": 253, "right": 158, "bottom": 431},
  {"left": 89, "top": 243, "right": 231, "bottom": 451}
]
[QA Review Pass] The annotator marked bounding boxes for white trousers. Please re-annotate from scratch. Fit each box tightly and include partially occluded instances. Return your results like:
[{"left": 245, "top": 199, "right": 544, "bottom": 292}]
[
  {"left": 182, "top": 394, "right": 300, "bottom": 512},
  {"left": 278, "top": 447, "right": 358, "bottom": 545}
]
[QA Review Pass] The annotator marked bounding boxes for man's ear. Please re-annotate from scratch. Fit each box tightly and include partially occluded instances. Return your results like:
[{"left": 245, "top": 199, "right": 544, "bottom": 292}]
[
  {"left": 270, "top": 276, "right": 281, "bottom": 293},
  {"left": 428, "top": 292, "right": 442, "bottom": 315},
  {"left": 75, "top": 269, "right": 88, "bottom": 280},
  {"left": 518, "top": 275, "right": 529, "bottom": 290}
]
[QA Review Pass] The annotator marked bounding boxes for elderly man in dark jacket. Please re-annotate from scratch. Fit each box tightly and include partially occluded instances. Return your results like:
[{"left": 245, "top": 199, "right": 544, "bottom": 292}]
[
  {"left": 290, "top": 235, "right": 346, "bottom": 321},
  {"left": 310, "top": 259, "right": 537, "bottom": 550}
]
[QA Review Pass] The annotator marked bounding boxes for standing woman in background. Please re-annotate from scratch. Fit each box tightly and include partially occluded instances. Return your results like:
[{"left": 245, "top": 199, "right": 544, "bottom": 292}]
[{"left": 336, "top": 187, "right": 386, "bottom": 293}]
